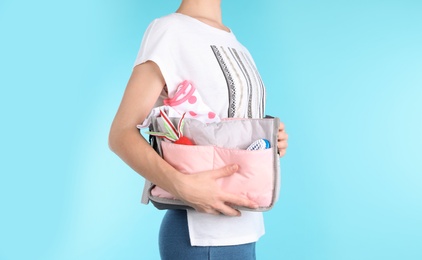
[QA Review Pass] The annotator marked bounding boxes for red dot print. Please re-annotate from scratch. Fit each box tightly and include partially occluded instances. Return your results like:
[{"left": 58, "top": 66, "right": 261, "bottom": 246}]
[
  {"left": 189, "top": 111, "right": 197, "bottom": 116},
  {"left": 208, "top": 112, "right": 216, "bottom": 119},
  {"left": 188, "top": 96, "right": 197, "bottom": 104}
]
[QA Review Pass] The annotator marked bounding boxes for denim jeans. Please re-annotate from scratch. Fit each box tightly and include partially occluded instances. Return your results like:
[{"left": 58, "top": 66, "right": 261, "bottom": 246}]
[{"left": 159, "top": 209, "right": 256, "bottom": 260}]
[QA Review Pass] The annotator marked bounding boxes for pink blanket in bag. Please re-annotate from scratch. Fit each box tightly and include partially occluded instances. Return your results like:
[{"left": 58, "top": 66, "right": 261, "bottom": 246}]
[{"left": 151, "top": 140, "right": 275, "bottom": 208}]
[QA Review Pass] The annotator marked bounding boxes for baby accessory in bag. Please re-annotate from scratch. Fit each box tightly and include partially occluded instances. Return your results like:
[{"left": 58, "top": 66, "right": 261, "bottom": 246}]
[
  {"left": 140, "top": 114, "right": 281, "bottom": 212},
  {"left": 163, "top": 80, "right": 221, "bottom": 123},
  {"left": 137, "top": 80, "right": 220, "bottom": 129}
]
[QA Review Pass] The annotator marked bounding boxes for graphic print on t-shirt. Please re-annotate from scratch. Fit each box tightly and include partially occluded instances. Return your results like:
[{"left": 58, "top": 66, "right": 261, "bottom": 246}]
[{"left": 211, "top": 45, "right": 266, "bottom": 118}]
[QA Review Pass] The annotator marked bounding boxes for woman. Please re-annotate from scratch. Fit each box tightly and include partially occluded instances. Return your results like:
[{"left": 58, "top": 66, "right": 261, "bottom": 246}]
[{"left": 109, "top": 0, "right": 288, "bottom": 259}]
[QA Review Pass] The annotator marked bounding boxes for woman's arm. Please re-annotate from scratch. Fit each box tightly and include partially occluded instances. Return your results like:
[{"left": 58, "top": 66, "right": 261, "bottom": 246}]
[{"left": 108, "top": 61, "right": 258, "bottom": 216}]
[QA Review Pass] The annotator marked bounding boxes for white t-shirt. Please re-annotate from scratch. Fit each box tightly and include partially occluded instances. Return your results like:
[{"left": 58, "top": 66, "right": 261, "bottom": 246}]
[{"left": 134, "top": 13, "right": 266, "bottom": 246}]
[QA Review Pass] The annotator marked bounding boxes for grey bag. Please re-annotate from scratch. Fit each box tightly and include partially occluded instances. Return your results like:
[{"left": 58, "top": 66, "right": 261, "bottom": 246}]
[{"left": 141, "top": 116, "right": 281, "bottom": 212}]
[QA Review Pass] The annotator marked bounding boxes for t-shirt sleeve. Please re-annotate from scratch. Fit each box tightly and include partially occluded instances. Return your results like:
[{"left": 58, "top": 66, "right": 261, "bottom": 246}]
[{"left": 133, "top": 19, "right": 178, "bottom": 90}]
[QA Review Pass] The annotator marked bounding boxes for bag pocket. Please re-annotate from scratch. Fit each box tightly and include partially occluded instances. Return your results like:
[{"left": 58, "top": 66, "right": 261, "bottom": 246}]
[{"left": 151, "top": 141, "right": 275, "bottom": 209}]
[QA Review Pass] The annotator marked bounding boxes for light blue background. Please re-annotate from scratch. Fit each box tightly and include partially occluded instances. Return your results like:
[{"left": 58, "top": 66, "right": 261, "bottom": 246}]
[{"left": 1, "top": 0, "right": 421, "bottom": 259}]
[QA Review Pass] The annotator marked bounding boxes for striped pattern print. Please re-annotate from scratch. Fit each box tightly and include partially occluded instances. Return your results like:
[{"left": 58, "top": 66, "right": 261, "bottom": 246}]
[{"left": 211, "top": 45, "right": 266, "bottom": 119}]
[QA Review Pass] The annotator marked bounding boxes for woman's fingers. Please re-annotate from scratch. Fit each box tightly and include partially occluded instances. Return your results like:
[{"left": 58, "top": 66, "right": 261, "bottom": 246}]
[
  {"left": 215, "top": 203, "right": 241, "bottom": 217},
  {"left": 278, "top": 122, "right": 288, "bottom": 157},
  {"left": 207, "top": 197, "right": 254, "bottom": 217},
  {"left": 211, "top": 165, "right": 259, "bottom": 214},
  {"left": 278, "top": 122, "right": 285, "bottom": 132},
  {"left": 182, "top": 165, "right": 259, "bottom": 216},
  {"left": 278, "top": 149, "right": 286, "bottom": 157},
  {"left": 192, "top": 205, "right": 223, "bottom": 216},
  {"left": 205, "top": 206, "right": 241, "bottom": 217},
  {"left": 190, "top": 197, "right": 245, "bottom": 217},
  {"left": 278, "top": 131, "right": 288, "bottom": 141},
  {"left": 211, "top": 164, "right": 238, "bottom": 179},
  {"left": 224, "top": 193, "right": 259, "bottom": 210},
  {"left": 278, "top": 136, "right": 288, "bottom": 149}
]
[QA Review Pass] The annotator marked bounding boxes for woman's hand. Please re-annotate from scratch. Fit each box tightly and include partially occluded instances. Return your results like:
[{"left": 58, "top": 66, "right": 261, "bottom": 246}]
[
  {"left": 278, "top": 122, "right": 288, "bottom": 157},
  {"left": 172, "top": 164, "right": 259, "bottom": 217}
]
